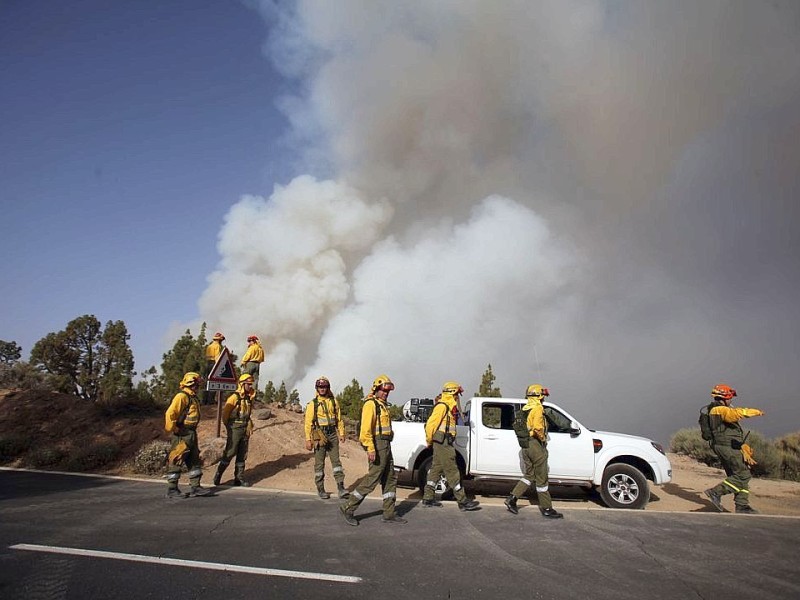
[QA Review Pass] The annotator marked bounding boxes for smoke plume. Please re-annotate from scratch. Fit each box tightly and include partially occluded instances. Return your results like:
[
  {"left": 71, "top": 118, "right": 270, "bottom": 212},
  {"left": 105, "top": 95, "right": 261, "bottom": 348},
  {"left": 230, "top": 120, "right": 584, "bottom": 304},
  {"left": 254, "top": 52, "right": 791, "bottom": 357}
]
[{"left": 198, "top": 1, "right": 800, "bottom": 441}]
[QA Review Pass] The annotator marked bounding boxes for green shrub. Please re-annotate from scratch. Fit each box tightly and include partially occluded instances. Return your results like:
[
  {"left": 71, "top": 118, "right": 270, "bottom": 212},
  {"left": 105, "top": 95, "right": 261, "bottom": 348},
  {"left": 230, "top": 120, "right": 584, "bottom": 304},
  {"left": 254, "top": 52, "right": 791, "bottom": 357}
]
[
  {"left": 0, "top": 434, "right": 30, "bottom": 461},
  {"left": 63, "top": 441, "right": 120, "bottom": 472},
  {"left": 133, "top": 440, "right": 170, "bottom": 475},
  {"left": 744, "top": 430, "right": 780, "bottom": 478},
  {"left": 27, "top": 446, "right": 64, "bottom": 467},
  {"left": 775, "top": 432, "right": 800, "bottom": 482},
  {"left": 670, "top": 428, "right": 719, "bottom": 466}
]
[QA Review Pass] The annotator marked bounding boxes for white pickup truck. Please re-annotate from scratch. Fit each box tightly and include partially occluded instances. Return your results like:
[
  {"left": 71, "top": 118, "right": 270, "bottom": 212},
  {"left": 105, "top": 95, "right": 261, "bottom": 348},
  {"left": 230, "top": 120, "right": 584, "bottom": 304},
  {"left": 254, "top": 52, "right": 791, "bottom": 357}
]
[{"left": 392, "top": 396, "right": 672, "bottom": 509}]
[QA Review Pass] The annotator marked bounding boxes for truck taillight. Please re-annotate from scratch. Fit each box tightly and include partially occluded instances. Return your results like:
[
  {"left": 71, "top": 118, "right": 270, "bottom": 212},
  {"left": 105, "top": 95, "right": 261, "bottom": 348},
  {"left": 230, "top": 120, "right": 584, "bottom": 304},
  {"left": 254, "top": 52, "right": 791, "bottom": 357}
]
[{"left": 593, "top": 439, "right": 603, "bottom": 453}]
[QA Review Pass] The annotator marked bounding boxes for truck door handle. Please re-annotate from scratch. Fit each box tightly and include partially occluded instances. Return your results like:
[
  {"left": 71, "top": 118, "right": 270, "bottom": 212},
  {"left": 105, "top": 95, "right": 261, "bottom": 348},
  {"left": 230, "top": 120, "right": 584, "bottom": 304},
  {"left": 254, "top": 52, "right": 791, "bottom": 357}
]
[{"left": 484, "top": 436, "right": 499, "bottom": 440}]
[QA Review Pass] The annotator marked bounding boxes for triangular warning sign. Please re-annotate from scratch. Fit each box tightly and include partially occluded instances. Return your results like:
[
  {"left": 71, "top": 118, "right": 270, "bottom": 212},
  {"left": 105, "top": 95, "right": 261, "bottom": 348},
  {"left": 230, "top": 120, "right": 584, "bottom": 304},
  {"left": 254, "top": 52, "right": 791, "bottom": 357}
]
[{"left": 208, "top": 347, "right": 237, "bottom": 383}]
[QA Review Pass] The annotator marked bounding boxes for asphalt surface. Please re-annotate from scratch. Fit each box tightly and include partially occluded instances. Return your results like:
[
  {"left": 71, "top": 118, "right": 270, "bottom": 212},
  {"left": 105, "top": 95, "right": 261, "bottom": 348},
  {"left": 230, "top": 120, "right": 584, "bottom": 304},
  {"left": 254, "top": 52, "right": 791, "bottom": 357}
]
[{"left": 1, "top": 468, "right": 799, "bottom": 600}]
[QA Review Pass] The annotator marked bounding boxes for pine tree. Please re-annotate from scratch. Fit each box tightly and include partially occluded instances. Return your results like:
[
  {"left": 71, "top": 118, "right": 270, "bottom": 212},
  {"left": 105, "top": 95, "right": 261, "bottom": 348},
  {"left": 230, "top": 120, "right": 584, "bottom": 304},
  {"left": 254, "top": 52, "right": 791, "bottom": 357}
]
[
  {"left": 336, "top": 378, "right": 365, "bottom": 421},
  {"left": 476, "top": 363, "right": 502, "bottom": 397}
]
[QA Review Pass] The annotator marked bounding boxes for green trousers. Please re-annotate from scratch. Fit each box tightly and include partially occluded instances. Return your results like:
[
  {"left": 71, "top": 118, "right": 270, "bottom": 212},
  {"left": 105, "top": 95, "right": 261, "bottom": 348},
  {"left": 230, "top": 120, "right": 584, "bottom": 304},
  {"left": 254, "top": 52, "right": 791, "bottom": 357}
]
[
  {"left": 313, "top": 431, "right": 345, "bottom": 489},
  {"left": 217, "top": 425, "right": 249, "bottom": 481},
  {"left": 710, "top": 442, "right": 751, "bottom": 508},
  {"left": 167, "top": 429, "right": 202, "bottom": 490},
  {"left": 423, "top": 440, "right": 467, "bottom": 503},
  {"left": 510, "top": 438, "right": 553, "bottom": 510},
  {"left": 243, "top": 361, "right": 260, "bottom": 391},
  {"left": 343, "top": 438, "right": 397, "bottom": 518}
]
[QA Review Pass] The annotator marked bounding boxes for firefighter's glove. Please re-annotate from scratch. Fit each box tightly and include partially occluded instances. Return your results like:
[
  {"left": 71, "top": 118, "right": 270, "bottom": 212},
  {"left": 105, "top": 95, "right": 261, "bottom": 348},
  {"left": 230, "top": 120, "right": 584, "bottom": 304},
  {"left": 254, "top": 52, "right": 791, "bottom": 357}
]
[
  {"left": 741, "top": 443, "right": 757, "bottom": 467},
  {"left": 169, "top": 441, "right": 189, "bottom": 466}
]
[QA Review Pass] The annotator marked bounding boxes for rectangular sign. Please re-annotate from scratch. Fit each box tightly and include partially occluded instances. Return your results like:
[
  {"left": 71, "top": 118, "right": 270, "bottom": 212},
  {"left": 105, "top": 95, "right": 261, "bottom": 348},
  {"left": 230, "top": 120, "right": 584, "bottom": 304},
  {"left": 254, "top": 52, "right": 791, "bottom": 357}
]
[{"left": 206, "top": 382, "right": 237, "bottom": 391}]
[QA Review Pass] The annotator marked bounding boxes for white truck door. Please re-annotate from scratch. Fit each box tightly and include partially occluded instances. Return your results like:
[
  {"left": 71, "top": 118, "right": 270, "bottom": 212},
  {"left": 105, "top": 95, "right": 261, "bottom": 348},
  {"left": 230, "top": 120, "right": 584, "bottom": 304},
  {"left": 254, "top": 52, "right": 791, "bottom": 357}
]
[
  {"left": 543, "top": 403, "right": 595, "bottom": 480},
  {"left": 471, "top": 400, "right": 526, "bottom": 476}
]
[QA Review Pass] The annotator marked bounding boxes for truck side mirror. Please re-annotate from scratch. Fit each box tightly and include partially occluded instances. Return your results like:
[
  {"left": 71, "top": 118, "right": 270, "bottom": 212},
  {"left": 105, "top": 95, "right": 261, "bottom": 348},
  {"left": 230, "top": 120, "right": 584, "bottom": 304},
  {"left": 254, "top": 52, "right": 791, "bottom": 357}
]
[{"left": 569, "top": 421, "right": 581, "bottom": 437}]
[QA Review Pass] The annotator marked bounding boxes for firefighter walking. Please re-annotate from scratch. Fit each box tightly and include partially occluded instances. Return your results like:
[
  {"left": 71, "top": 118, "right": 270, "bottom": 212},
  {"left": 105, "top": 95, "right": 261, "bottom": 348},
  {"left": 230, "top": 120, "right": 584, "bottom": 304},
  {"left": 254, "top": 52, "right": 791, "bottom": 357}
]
[
  {"left": 505, "top": 384, "right": 563, "bottom": 518},
  {"left": 213, "top": 373, "right": 256, "bottom": 487},
  {"left": 304, "top": 376, "right": 348, "bottom": 499},
  {"left": 340, "top": 375, "right": 406, "bottom": 526},
  {"left": 421, "top": 381, "right": 479, "bottom": 511},
  {"left": 164, "top": 372, "right": 213, "bottom": 498},
  {"left": 704, "top": 383, "right": 765, "bottom": 514}
]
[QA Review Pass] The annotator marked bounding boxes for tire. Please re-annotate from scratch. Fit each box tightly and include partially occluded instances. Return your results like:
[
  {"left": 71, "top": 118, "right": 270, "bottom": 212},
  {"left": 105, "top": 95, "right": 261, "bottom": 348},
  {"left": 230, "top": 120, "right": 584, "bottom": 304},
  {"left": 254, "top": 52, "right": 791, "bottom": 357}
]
[
  {"left": 599, "top": 463, "right": 650, "bottom": 509},
  {"left": 417, "top": 455, "right": 452, "bottom": 497}
]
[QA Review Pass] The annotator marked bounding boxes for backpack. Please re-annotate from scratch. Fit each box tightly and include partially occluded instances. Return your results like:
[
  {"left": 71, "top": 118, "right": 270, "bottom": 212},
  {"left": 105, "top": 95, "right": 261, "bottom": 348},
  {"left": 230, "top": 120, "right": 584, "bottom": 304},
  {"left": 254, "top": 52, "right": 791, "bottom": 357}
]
[
  {"left": 513, "top": 408, "right": 530, "bottom": 449},
  {"left": 699, "top": 403, "right": 715, "bottom": 442}
]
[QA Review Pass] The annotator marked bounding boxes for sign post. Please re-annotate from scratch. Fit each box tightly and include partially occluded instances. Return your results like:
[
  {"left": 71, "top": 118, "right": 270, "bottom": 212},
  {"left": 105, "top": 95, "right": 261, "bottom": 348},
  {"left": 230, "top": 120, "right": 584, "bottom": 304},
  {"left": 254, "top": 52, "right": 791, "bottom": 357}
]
[{"left": 206, "top": 347, "right": 237, "bottom": 437}]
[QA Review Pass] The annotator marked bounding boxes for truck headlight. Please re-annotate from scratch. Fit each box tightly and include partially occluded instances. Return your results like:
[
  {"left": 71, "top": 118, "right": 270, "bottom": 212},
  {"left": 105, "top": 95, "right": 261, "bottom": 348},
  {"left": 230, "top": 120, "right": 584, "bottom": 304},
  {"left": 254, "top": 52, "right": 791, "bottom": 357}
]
[{"left": 651, "top": 441, "right": 665, "bottom": 455}]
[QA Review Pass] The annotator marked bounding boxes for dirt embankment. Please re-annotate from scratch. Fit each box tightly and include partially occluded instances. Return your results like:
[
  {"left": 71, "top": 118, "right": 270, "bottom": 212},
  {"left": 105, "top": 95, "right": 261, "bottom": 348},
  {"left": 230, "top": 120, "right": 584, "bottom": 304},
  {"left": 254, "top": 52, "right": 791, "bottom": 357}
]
[{"left": 2, "top": 389, "right": 799, "bottom": 515}]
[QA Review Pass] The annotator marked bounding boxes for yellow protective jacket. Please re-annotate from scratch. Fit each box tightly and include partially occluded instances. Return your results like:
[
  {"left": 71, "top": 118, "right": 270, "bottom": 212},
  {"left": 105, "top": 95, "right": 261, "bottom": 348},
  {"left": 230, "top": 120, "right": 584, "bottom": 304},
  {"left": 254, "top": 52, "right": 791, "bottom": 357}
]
[
  {"left": 523, "top": 397, "right": 547, "bottom": 442},
  {"left": 240, "top": 342, "right": 264, "bottom": 365},
  {"left": 359, "top": 395, "right": 392, "bottom": 453},
  {"left": 304, "top": 395, "right": 345, "bottom": 440},
  {"left": 425, "top": 393, "right": 458, "bottom": 445},
  {"left": 205, "top": 340, "right": 223, "bottom": 362},
  {"left": 709, "top": 403, "right": 763, "bottom": 445},
  {"left": 164, "top": 388, "right": 201, "bottom": 433},
  {"left": 222, "top": 386, "right": 255, "bottom": 428}
]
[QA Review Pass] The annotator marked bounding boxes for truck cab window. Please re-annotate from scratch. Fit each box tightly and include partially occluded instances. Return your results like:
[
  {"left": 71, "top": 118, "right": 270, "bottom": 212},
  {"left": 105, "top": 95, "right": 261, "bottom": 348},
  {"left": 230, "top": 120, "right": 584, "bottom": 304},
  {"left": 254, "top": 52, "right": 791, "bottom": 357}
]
[
  {"left": 544, "top": 406, "right": 572, "bottom": 433},
  {"left": 482, "top": 403, "right": 516, "bottom": 430}
]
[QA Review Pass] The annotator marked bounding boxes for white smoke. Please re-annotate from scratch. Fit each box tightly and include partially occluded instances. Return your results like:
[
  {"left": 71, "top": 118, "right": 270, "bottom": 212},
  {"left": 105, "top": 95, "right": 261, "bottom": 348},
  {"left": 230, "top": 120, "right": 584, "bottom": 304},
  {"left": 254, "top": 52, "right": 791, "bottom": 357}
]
[{"left": 195, "top": 1, "right": 800, "bottom": 441}]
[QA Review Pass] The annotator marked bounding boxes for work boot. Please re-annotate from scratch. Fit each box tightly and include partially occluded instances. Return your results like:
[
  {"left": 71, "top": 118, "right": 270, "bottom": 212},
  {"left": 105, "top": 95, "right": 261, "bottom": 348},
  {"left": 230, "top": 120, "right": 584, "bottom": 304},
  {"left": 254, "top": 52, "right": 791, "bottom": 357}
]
[
  {"left": 381, "top": 515, "right": 408, "bottom": 524},
  {"left": 317, "top": 487, "right": 331, "bottom": 499},
  {"left": 166, "top": 487, "right": 187, "bottom": 499},
  {"left": 188, "top": 485, "right": 213, "bottom": 497},
  {"left": 337, "top": 483, "right": 349, "bottom": 499},
  {"left": 504, "top": 495, "right": 519, "bottom": 515},
  {"left": 234, "top": 479, "right": 251, "bottom": 487},
  {"left": 704, "top": 489, "right": 724, "bottom": 512},
  {"left": 540, "top": 507, "right": 564, "bottom": 519},
  {"left": 422, "top": 499, "right": 442, "bottom": 507},
  {"left": 735, "top": 505, "right": 758, "bottom": 514},
  {"left": 458, "top": 499, "right": 480, "bottom": 511},
  {"left": 340, "top": 505, "right": 358, "bottom": 526},
  {"left": 213, "top": 471, "right": 223, "bottom": 486}
]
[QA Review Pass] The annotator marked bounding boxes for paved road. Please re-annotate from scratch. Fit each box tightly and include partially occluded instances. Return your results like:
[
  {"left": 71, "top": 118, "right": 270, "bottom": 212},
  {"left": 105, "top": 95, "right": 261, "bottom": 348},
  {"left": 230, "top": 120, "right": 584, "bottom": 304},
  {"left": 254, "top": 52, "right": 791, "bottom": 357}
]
[{"left": 1, "top": 468, "right": 799, "bottom": 599}]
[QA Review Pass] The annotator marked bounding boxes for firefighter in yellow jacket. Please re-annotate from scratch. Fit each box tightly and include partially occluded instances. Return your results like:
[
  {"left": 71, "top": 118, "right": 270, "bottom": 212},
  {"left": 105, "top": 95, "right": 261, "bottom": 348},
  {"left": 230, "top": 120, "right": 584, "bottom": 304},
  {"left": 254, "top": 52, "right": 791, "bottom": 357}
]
[
  {"left": 202, "top": 332, "right": 225, "bottom": 404},
  {"left": 240, "top": 335, "right": 264, "bottom": 391},
  {"left": 304, "top": 376, "right": 348, "bottom": 499},
  {"left": 164, "top": 372, "right": 213, "bottom": 498},
  {"left": 340, "top": 375, "right": 406, "bottom": 526},
  {"left": 421, "top": 381, "right": 480, "bottom": 511},
  {"left": 704, "top": 384, "right": 765, "bottom": 514},
  {"left": 213, "top": 373, "right": 256, "bottom": 487},
  {"left": 504, "top": 384, "right": 563, "bottom": 518}
]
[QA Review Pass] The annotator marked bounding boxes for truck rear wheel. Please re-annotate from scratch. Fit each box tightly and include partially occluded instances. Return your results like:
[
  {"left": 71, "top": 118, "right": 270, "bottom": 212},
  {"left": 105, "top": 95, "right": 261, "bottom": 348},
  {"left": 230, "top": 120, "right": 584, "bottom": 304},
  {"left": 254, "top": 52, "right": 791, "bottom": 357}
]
[{"left": 599, "top": 463, "right": 649, "bottom": 509}]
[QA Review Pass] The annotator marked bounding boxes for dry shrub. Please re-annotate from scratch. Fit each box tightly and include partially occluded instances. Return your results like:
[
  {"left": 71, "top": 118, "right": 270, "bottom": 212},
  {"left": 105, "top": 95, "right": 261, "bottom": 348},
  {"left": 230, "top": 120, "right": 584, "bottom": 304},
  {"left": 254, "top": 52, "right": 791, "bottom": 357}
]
[
  {"left": 775, "top": 432, "right": 800, "bottom": 482},
  {"left": 133, "top": 440, "right": 170, "bottom": 475},
  {"left": 63, "top": 440, "right": 121, "bottom": 472}
]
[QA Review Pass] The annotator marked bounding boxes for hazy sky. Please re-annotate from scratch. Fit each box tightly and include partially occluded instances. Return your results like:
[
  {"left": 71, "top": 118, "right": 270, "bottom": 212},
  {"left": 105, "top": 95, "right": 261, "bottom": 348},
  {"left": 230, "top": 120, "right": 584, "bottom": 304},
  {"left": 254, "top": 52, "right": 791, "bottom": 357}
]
[{"left": 2, "top": 1, "right": 799, "bottom": 444}]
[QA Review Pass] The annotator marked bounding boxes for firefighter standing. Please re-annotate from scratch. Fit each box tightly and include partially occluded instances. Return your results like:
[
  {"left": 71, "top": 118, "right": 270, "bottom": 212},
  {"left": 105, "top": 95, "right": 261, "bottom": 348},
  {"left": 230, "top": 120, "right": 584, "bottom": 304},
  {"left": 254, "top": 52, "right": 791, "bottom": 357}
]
[
  {"left": 164, "top": 372, "right": 213, "bottom": 498},
  {"left": 240, "top": 335, "right": 265, "bottom": 392},
  {"left": 203, "top": 332, "right": 225, "bottom": 404},
  {"left": 213, "top": 373, "right": 256, "bottom": 487},
  {"left": 704, "top": 384, "right": 764, "bottom": 514},
  {"left": 504, "top": 384, "right": 563, "bottom": 519},
  {"left": 340, "top": 375, "right": 406, "bottom": 526},
  {"left": 304, "top": 376, "right": 348, "bottom": 499},
  {"left": 421, "top": 381, "right": 480, "bottom": 511}
]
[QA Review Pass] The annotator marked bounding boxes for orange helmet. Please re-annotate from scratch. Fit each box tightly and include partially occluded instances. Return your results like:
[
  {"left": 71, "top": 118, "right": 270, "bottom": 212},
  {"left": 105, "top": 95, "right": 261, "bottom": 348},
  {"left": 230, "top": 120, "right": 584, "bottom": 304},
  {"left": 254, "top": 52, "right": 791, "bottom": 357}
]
[{"left": 711, "top": 384, "right": 737, "bottom": 400}]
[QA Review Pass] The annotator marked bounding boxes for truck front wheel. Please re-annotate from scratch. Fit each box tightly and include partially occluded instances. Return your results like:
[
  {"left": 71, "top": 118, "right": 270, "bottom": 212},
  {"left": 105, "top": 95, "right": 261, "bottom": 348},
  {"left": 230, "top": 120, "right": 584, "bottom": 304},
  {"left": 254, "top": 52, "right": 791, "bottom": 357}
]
[{"left": 599, "top": 464, "right": 650, "bottom": 509}]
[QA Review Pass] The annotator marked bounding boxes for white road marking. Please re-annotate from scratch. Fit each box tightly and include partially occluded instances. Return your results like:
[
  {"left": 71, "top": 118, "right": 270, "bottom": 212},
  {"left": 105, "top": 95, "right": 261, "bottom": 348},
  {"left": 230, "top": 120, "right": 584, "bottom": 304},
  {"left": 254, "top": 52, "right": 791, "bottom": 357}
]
[{"left": 10, "top": 544, "right": 361, "bottom": 583}]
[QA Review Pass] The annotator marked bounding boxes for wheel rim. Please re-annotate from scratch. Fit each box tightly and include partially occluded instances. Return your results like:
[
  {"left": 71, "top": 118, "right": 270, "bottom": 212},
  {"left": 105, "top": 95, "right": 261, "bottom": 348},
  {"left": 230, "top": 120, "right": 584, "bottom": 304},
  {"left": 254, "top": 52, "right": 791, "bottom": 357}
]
[{"left": 607, "top": 472, "right": 640, "bottom": 505}]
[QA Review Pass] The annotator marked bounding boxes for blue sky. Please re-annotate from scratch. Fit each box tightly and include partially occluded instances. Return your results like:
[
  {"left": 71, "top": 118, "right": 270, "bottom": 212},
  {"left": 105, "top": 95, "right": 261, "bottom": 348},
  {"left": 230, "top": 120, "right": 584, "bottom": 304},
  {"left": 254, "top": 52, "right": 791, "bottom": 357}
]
[
  {"left": 2, "top": 1, "right": 798, "bottom": 442},
  {"left": 1, "top": 0, "right": 289, "bottom": 371}
]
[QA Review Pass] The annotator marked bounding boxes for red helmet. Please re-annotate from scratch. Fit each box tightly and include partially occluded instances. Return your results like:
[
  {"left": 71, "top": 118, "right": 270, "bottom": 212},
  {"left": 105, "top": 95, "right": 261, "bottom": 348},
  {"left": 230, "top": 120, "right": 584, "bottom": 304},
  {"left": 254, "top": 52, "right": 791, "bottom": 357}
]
[
  {"left": 247, "top": 335, "right": 259, "bottom": 342},
  {"left": 711, "top": 384, "right": 737, "bottom": 400}
]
